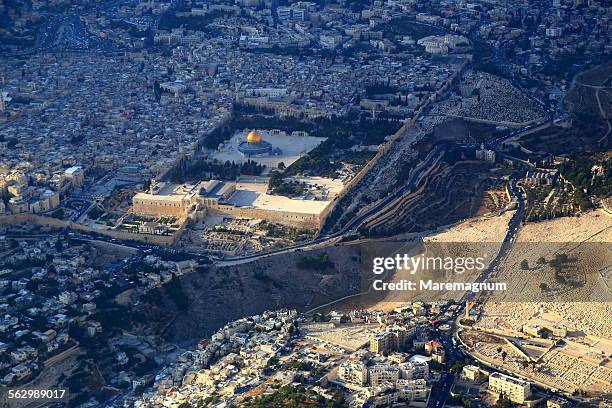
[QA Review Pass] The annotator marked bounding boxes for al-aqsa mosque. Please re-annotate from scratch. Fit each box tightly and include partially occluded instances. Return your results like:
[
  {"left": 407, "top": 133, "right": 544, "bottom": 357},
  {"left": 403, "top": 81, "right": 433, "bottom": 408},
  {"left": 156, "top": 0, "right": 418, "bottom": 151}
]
[{"left": 238, "top": 130, "right": 278, "bottom": 157}]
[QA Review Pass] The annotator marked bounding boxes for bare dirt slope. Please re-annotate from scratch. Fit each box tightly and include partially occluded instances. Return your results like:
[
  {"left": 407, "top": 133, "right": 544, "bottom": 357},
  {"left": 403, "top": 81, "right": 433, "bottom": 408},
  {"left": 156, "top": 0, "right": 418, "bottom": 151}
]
[
  {"left": 156, "top": 245, "right": 362, "bottom": 343},
  {"left": 331, "top": 211, "right": 514, "bottom": 312},
  {"left": 486, "top": 210, "right": 612, "bottom": 339}
]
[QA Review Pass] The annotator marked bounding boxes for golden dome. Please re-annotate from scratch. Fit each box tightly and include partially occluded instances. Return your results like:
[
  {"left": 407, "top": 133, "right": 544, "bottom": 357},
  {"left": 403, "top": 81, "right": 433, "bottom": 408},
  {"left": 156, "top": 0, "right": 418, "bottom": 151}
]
[{"left": 246, "top": 130, "right": 262, "bottom": 144}]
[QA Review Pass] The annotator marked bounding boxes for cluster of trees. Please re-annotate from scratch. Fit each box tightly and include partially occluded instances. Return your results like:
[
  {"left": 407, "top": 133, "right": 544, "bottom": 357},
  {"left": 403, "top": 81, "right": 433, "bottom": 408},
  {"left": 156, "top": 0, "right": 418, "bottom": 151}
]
[
  {"left": 365, "top": 81, "right": 398, "bottom": 97},
  {"left": 548, "top": 253, "right": 581, "bottom": 287},
  {"left": 158, "top": 250, "right": 199, "bottom": 262},
  {"left": 91, "top": 304, "right": 135, "bottom": 333},
  {"left": 109, "top": 19, "right": 150, "bottom": 39},
  {"left": 549, "top": 253, "right": 570, "bottom": 273},
  {"left": 283, "top": 145, "right": 342, "bottom": 178},
  {"left": 4, "top": 137, "right": 18, "bottom": 148},
  {"left": 312, "top": 313, "right": 331, "bottom": 322},
  {"left": 542, "top": 53, "right": 586, "bottom": 78},
  {"left": 0, "top": 2, "right": 39, "bottom": 49},
  {"left": 88, "top": 206, "right": 104, "bottom": 220},
  {"left": 243, "top": 385, "right": 345, "bottom": 408},
  {"left": 379, "top": 16, "right": 443, "bottom": 40},
  {"left": 163, "top": 275, "right": 189, "bottom": 310},
  {"left": 171, "top": 159, "right": 265, "bottom": 182},
  {"left": 48, "top": 208, "right": 65, "bottom": 219},
  {"left": 344, "top": 0, "right": 371, "bottom": 12},
  {"left": 494, "top": 395, "right": 517, "bottom": 408},
  {"left": 204, "top": 107, "right": 401, "bottom": 179},
  {"left": 471, "top": 38, "right": 502, "bottom": 76},
  {"left": 268, "top": 172, "right": 307, "bottom": 197},
  {"left": 258, "top": 222, "right": 314, "bottom": 242},
  {"left": 203, "top": 106, "right": 313, "bottom": 150},
  {"left": 560, "top": 155, "right": 611, "bottom": 210},
  {"left": 249, "top": 45, "right": 321, "bottom": 58},
  {"left": 339, "top": 150, "right": 376, "bottom": 165},
  {"left": 448, "top": 395, "right": 479, "bottom": 408},
  {"left": 296, "top": 253, "right": 335, "bottom": 271},
  {"left": 252, "top": 269, "right": 282, "bottom": 289},
  {"left": 158, "top": 10, "right": 228, "bottom": 32},
  {"left": 282, "top": 114, "right": 401, "bottom": 178}
]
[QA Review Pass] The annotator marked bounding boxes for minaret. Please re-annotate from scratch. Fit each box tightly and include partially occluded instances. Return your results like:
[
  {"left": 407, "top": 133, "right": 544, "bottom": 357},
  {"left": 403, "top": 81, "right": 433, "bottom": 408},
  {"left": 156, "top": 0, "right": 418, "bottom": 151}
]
[
  {"left": 0, "top": 86, "right": 5, "bottom": 112},
  {"left": 178, "top": 136, "right": 187, "bottom": 171}
]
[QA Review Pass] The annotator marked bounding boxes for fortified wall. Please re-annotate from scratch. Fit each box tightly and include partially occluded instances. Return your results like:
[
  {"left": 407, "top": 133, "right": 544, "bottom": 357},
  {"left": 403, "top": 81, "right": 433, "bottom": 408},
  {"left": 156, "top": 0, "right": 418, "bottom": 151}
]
[{"left": 0, "top": 214, "right": 183, "bottom": 246}]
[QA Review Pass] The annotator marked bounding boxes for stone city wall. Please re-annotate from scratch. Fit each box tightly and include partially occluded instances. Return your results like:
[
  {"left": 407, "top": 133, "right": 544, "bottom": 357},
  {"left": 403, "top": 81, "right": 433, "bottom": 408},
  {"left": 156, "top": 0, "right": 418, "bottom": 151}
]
[
  {"left": 132, "top": 198, "right": 191, "bottom": 217},
  {"left": 213, "top": 205, "right": 320, "bottom": 229},
  {"left": 319, "top": 58, "right": 470, "bottom": 231},
  {"left": 0, "top": 214, "right": 182, "bottom": 246}
]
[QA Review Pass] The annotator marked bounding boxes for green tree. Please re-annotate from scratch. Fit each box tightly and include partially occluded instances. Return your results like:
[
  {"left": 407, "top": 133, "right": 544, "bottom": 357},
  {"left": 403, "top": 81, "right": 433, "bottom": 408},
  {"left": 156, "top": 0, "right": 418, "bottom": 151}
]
[{"left": 494, "top": 395, "right": 516, "bottom": 408}]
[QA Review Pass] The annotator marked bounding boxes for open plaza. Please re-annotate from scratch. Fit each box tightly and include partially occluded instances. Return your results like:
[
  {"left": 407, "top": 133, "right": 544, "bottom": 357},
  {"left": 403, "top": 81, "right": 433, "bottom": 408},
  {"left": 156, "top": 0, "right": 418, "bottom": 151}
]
[{"left": 212, "top": 129, "right": 326, "bottom": 168}]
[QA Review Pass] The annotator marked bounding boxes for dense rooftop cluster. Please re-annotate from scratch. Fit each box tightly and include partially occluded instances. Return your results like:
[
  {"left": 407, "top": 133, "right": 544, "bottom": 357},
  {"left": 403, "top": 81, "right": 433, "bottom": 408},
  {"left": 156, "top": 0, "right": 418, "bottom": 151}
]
[
  {"left": 0, "top": 226, "right": 201, "bottom": 389},
  {"left": 0, "top": 54, "right": 231, "bottom": 180},
  {"left": 0, "top": 0, "right": 610, "bottom": 406},
  {"left": 126, "top": 303, "right": 455, "bottom": 408}
]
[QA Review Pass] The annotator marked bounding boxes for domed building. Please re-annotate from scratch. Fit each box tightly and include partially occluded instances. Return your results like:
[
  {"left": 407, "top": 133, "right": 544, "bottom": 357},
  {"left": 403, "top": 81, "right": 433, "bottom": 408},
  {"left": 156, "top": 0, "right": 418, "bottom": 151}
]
[
  {"left": 246, "top": 130, "right": 262, "bottom": 144},
  {"left": 238, "top": 130, "right": 275, "bottom": 157}
]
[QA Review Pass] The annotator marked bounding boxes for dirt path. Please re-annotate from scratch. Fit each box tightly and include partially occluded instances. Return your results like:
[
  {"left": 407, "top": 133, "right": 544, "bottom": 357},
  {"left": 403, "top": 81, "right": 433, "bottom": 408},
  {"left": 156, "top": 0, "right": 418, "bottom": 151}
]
[
  {"left": 594, "top": 87, "right": 611, "bottom": 143},
  {"left": 570, "top": 64, "right": 612, "bottom": 143}
]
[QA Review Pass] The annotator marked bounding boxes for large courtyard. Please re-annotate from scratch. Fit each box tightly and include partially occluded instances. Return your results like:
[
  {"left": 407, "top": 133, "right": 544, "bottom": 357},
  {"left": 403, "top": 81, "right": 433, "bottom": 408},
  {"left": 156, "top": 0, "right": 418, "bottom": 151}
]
[
  {"left": 227, "top": 177, "right": 344, "bottom": 215},
  {"left": 211, "top": 129, "right": 326, "bottom": 168}
]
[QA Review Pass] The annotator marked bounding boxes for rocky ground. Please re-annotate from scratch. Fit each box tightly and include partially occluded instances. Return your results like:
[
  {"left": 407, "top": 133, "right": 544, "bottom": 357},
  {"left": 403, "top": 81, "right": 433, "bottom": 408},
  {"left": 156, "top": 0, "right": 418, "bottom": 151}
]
[{"left": 145, "top": 245, "right": 362, "bottom": 344}]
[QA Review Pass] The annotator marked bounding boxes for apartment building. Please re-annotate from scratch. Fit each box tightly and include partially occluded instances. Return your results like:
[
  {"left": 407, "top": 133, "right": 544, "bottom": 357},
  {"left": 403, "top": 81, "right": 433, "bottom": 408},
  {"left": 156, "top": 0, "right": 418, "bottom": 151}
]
[{"left": 488, "top": 372, "right": 531, "bottom": 404}]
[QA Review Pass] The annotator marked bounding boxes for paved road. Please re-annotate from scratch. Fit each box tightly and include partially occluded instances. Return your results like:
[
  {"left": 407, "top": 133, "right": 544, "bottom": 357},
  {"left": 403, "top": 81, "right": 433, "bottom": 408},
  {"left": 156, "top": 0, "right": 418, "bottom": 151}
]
[
  {"left": 215, "top": 145, "right": 445, "bottom": 266},
  {"left": 2, "top": 143, "right": 523, "bottom": 271},
  {"left": 460, "top": 177, "right": 525, "bottom": 307},
  {"left": 8, "top": 0, "right": 129, "bottom": 56},
  {"left": 238, "top": 136, "right": 520, "bottom": 268},
  {"left": 425, "top": 180, "right": 547, "bottom": 408}
]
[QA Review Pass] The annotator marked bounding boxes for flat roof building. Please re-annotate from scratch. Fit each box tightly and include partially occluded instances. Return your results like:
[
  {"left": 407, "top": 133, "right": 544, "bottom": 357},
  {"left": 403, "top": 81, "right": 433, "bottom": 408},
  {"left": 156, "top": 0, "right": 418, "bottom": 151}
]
[
  {"left": 462, "top": 365, "right": 482, "bottom": 382},
  {"left": 488, "top": 372, "right": 531, "bottom": 404},
  {"left": 132, "top": 178, "right": 341, "bottom": 229}
]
